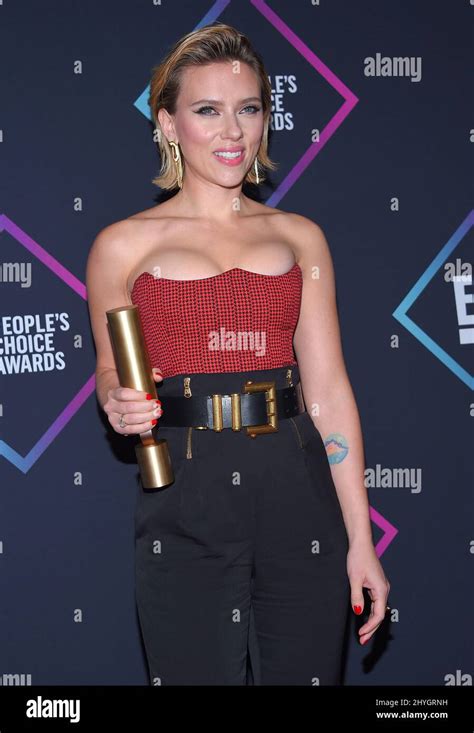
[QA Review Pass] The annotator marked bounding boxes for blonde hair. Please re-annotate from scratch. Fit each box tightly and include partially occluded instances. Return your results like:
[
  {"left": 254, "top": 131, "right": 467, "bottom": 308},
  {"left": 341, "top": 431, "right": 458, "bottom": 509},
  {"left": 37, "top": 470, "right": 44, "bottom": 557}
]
[{"left": 149, "top": 22, "right": 277, "bottom": 190}]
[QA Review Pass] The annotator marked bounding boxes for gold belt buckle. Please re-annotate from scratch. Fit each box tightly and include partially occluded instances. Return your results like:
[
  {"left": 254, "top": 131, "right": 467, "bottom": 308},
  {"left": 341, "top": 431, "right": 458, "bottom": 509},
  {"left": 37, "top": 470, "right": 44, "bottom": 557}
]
[
  {"left": 204, "top": 380, "right": 278, "bottom": 435},
  {"left": 242, "top": 380, "right": 278, "bottom": 438}
]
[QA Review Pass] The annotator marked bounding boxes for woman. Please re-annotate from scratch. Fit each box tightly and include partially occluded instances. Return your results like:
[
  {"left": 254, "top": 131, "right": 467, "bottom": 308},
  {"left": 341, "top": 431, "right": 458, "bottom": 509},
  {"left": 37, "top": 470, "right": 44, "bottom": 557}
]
[{"left": 86, "top": 22, "right": 390, "bottom": 686}]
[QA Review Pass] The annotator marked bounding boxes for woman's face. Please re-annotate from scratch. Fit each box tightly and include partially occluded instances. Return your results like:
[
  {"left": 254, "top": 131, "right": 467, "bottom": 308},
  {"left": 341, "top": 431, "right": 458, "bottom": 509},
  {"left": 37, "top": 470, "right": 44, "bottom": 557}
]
[{"left": 161, "top": 61, "right": 264, "bottom": 188}]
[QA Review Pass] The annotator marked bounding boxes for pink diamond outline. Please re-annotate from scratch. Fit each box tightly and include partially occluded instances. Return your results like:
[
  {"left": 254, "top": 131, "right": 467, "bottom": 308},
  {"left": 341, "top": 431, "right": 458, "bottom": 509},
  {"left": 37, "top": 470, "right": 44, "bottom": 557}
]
[
  {"left": 251, "top": 0, "right": 359, "bottom": 205},
  {"left": 0, "top": 214, "right": 95, "bottom": 473}
]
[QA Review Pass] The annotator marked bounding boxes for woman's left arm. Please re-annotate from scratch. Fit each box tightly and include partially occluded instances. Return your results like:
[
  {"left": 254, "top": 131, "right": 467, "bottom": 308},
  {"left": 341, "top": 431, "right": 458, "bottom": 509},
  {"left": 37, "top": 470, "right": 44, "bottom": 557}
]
[{"left": 291, "top": 215, "right": 391, "bottom": 644}]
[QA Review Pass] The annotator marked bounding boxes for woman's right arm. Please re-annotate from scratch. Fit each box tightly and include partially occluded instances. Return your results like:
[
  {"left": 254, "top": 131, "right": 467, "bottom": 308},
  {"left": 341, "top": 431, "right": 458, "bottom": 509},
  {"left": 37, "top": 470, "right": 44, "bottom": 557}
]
[{"left": 86, "top": 223, "right": 163, "bottom": 432}]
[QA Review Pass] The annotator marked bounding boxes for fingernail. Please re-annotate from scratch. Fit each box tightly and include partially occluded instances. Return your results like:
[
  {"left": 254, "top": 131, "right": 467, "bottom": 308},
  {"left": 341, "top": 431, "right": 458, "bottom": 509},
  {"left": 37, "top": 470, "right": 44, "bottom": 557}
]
[
  {"left": 353, "top": 605, "right": 362, "bottom": 615},
  {"left": 155, "top": 400, "right": 161, "bottom": 406},
  {"left": 151, "top": 419, "right": 157, "bottom": 425},
  {"left": 146, "top": 393, "right": 152, "bottom": 400}
]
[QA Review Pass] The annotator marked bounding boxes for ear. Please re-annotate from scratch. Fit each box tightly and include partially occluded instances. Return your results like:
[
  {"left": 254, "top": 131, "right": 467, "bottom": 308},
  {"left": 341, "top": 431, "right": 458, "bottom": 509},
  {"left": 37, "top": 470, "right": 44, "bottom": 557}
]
[{"left": 157, "top": 108, "right": 177, "bottom": 142}]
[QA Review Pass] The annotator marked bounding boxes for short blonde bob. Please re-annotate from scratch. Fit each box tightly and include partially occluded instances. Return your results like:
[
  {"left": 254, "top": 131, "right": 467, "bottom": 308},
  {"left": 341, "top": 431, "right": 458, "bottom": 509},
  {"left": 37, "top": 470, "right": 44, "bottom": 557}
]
[{"left": 148, "top": 22, "right": 277, "bottom": 190}]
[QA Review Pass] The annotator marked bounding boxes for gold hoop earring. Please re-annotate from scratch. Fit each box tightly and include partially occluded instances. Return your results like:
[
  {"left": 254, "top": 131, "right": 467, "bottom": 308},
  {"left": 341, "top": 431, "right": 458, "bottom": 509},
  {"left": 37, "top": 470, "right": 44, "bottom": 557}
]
[
  {"left": 254, "top": 157, "right": 260, "bottom": 185},
  {"left": 169, "top": 140, "right": 183, "bottom": 189}
]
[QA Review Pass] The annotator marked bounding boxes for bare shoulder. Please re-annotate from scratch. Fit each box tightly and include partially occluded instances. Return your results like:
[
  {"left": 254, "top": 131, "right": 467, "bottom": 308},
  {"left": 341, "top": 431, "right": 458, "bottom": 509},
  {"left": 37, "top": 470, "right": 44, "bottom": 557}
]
[
  {"left": 88, "top": 218, "right": 134, "bottom": 263},
  {"left": 281, "top": 211, "right": 328, "bottom": 253},
  {"left": 263, "top": 206, "right": 331, "bottom": 264},
  {"left": 85, "top": 221, "right": 131, "bottom": 308},
  {"left": 87, "top": 207, "right": 165, "bottom": 271},
  {"left": 86, "top": 217, "right": 143, "bottom": 299}
]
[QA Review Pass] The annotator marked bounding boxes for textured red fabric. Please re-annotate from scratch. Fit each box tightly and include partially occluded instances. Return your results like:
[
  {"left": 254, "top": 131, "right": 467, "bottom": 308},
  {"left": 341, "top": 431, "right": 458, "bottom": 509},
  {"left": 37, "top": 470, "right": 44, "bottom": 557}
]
[{"left": 130, "top": 262, "right": 302, "bottom": 378}]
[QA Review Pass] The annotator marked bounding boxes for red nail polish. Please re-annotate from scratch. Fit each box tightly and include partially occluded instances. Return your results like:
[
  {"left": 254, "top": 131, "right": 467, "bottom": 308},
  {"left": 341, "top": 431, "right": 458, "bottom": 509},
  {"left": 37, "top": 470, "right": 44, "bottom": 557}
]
[
  {"left": 155, "top": 400, "right": 161, "bottom": 406},
  {"left": 353, "top": 605, "right": 362, "bottom": 615},
  {"left": 146, "top": 393, "right": 152, "bottom": 400},
  {"left": 151, "top": 419, "right": 157, "bottom": 425}
]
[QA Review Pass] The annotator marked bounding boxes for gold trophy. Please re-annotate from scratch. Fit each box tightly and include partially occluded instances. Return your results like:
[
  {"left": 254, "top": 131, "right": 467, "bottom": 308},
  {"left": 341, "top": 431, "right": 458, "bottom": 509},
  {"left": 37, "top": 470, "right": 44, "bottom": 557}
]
[{"left": 106, "top": 305, "right": 174, "bottom": 489}]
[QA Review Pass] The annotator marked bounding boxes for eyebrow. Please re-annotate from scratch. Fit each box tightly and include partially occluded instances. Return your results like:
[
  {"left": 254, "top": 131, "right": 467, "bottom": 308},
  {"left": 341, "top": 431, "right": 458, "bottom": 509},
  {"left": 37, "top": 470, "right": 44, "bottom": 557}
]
[{"left": 190, "top": 97, "right": 261, "bottom": 106}]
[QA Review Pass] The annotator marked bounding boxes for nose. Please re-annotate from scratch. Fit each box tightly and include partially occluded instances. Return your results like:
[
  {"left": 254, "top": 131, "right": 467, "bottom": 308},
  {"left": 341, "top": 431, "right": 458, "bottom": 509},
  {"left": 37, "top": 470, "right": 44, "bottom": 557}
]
[{"left": 220, "top": 112, "right": 244, "bottom": 140}]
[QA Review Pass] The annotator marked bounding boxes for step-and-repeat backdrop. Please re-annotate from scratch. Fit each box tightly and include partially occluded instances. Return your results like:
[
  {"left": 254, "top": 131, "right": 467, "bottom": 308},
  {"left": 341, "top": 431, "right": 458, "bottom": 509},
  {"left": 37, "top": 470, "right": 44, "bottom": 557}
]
[{"left": 1, "top": 1, "right": 472, "bottom": 686}]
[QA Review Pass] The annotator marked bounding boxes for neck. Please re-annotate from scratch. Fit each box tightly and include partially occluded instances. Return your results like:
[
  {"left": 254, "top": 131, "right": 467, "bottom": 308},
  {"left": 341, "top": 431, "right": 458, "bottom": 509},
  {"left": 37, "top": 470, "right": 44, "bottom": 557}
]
[{"left": 170, "top": 174, "right": 252, "bottom": 223}]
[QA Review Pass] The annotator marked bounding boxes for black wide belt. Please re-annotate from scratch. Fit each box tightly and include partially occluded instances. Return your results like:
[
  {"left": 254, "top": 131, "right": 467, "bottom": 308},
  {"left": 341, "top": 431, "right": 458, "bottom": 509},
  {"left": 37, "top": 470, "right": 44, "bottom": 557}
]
[{"left": 158, "top": 379, "right": 305, "bottom": 435}]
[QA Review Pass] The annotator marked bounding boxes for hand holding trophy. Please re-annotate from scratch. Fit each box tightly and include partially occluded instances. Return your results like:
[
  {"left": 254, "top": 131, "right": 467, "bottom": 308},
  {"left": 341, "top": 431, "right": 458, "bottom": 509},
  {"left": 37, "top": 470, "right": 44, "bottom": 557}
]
[{"left": 106, "top": 305, "right": 174, "bottom": 489}]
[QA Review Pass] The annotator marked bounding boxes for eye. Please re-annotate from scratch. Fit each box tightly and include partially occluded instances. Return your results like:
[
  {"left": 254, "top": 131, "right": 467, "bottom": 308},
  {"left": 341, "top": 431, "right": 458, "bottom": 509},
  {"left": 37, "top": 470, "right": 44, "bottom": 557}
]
[
  {"left": 195, "top": 105, "right": 261, "bottom": 116},
  {"left": 195, "top": 106, "right": 217, "bottom": 115}
]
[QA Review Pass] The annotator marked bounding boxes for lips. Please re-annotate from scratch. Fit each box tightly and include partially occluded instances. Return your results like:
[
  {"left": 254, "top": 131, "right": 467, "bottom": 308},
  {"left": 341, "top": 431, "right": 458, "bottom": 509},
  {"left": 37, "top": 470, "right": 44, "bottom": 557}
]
[
  {"left": 213, "top": 150, "right": 244, "bottom": 158},
  {"left": 213, "top": 147, "right": 245, "bottom": 153},
  {"left": 213, "top": 148, "right": 245, "bottom": 166}
]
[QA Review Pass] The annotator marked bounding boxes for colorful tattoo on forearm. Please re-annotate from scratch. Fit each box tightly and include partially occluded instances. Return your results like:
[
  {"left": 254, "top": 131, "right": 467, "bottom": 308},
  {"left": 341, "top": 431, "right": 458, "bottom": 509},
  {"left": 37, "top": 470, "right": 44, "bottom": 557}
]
[{"left": 323, "top": 433, "right": 349, "bottom": 464}]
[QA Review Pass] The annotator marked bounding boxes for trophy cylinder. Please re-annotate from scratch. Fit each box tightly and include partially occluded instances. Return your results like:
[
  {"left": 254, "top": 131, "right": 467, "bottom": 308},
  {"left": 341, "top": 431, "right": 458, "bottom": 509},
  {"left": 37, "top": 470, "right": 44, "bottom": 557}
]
[
  {"left": 106, "top": 305, "right": 174, "bottom": 489},
  {"left": 106, "top": 306, "right": 157, "bottom": 397},
  {"left": 136, "top": 440, "right": 174, "bottom": 490}
]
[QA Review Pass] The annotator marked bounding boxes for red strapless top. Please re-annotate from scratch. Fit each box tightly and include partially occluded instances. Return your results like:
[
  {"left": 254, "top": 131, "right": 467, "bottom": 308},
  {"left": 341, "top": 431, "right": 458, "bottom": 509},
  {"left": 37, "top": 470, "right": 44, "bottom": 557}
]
[{"left": 130, "top": 262, "right": 302, "bottom": 378}]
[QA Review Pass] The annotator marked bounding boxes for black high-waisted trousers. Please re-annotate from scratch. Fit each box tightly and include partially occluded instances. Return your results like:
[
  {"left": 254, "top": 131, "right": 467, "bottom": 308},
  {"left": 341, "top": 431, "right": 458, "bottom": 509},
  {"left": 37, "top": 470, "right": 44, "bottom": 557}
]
[{"left": 134, "top": 364, "right": 350, "bottom": 686}]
